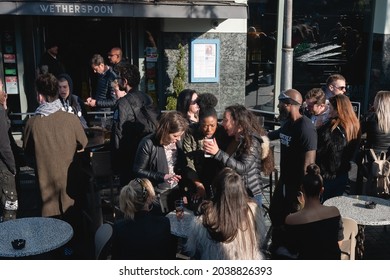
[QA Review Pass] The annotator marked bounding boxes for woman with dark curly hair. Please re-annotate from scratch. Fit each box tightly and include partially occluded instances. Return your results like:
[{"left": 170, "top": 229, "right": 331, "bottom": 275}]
[{"left": 203, "top": 104, "right": 274, "bottom": 207}]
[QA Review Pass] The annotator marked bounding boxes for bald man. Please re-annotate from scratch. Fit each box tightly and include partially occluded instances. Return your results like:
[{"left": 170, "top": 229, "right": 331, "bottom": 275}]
[
  {"left": 268, "top": 89, "right": 317, "bottom": 253},
  {"left": 108, "top": 47, "right": 127, "bottom": 75}
]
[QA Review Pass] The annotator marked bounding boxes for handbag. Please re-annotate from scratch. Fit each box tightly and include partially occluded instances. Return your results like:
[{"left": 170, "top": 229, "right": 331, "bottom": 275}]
[{"left": 369, "top": 149, "right": 390, "bottom": 195}]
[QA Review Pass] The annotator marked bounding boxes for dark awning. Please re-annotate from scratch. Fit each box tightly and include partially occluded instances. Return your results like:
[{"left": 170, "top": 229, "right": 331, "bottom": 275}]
[{"left": 0, "top": 0, "right": 247, "bottom": 19}]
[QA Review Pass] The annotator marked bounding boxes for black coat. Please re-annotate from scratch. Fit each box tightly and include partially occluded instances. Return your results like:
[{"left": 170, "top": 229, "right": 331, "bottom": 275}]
[
  {"left": 316, "top": 119, "right": 359, "bottom": 179},
  {"left": 133, "top": 134, "right": 189, "bottom": 188},
  {"left": 111, "top": 211, "right": 176, "bottom": 260}
]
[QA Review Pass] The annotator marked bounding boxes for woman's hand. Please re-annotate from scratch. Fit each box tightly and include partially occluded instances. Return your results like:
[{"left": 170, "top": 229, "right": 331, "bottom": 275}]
[
  {"left": 203, "top": 138, "right": 219, "bottom": 156},
  {"left": 164, "top": 173, "right": 182, "bottom": 184},
  {"left": 192, "top": 183, "right": 206, "bottom": 200}
]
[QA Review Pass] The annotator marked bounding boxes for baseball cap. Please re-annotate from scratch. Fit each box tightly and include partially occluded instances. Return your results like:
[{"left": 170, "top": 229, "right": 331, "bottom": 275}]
[{"left": 278, "top": 91, "right": 302, "bottom": 106}]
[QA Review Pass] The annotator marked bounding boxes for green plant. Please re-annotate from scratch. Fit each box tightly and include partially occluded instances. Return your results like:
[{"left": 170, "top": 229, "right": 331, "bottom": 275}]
[{"left": 166, "top": 43, "right": 185, "bottom": 110}]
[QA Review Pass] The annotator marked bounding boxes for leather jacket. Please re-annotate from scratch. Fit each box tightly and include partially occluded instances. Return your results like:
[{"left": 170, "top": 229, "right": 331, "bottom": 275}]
[
  {"left": 133, "top": 134, "right": 189, "bottom": 187},
  {"left": 214, "top": 134, "right": 264, "bottom": 196}
]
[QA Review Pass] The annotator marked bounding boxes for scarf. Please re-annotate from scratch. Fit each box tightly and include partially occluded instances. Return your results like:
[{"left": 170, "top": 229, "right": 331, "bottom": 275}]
[{"left": 35, "top": 99, "right": 63, "bottom": 116}]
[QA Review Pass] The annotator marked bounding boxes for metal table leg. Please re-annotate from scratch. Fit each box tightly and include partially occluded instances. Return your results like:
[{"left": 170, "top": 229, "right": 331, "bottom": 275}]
[{"left": 356, "top": 225, "right": 365, "bottom": 259}]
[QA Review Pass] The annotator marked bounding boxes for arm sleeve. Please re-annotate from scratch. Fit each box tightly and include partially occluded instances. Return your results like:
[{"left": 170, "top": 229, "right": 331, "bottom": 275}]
[
  {"left": 213, "top": 139, "right": 259, "bottom": 175},
  {"left": 300, "top": 120, "right": 318, "bottom": 152},
  {"left": 112, "top": 98, "right": 136, "bottom": 150},
  {"left": 132, "top": 138, "right": 165, "bottom": 182},
  {"left": 267, "top": 128, "right": 280, "bottom": 141},
  {"left": 74, "top": 118, "right": 88, "bottom": 149}
]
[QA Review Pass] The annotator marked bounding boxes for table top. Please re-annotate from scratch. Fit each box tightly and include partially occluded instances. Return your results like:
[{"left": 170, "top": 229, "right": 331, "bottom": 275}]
[
  {"left": 0, "top": 217, "right": 73, "bottom": 258},
  {"left": 324, "top": 195, "right": 390, "bottom": 226},
  {"left": 166, "top": 209, "right": 195, "bottom": 238}
]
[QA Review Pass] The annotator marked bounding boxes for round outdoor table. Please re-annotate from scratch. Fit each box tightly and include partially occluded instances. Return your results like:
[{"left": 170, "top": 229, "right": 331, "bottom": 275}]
[
  {"left": 324, "top": 195, "right": 390, "bottom": 259},
  {"left": 0, "top": 217, "right": 73, "bottom": 258},
  {"left": 166, "top": 209, "right": 195, "bottom": 238}
]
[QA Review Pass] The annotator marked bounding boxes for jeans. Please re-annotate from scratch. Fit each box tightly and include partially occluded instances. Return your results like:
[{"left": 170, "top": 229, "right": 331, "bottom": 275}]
[{"left": 253, "top": 193, "right": 263, "bottom": 208}]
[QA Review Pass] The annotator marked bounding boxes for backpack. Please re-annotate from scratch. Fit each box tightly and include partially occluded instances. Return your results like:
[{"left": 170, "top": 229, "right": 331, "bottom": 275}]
[
  {"left": 369, "top": 149, "right": 390, "bottom": 195},
  {"left": 126, "top": 93, "right": 160, "bottom": 138}
]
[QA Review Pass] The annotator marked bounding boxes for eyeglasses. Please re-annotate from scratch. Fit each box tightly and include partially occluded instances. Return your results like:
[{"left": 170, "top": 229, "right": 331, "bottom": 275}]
[
  {"left": 332, "top": 85, "right": 347, "bottom": 91},
  {"left": 108, "top": 54, "right": 119, "bottom": 57},
  {"left": 190, "top": 99, "right": 198, "bottom": 105}
]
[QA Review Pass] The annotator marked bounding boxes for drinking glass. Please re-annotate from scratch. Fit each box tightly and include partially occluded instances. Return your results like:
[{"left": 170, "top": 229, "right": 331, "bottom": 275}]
[{"left": 175, "top": 199, "right": 184, "bottom": 220}]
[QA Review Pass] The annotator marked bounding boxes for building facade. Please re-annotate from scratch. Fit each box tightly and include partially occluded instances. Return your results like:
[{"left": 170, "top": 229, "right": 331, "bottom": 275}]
[{"left": 0, "top": 0, "right": 248, "bottom": 117}]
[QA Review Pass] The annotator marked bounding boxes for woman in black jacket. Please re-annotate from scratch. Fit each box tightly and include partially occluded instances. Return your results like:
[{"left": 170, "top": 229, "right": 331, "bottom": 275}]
[
  {"left": 203, "top": 104, "right": 274, "bottom": 207},
  {"left": 133, "top": 111, "right": 191, "bottom": 212},
  {"left": 316, "top": 95, "right": 361, "bottom": 201},
  {"left": 111, "top": 178, "right": 176, "bottom": 259}
]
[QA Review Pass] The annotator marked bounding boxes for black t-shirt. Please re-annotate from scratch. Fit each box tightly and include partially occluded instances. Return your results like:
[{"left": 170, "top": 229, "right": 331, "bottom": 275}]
[{"left": 269, "top": 116, "right": 317, "bottom": 187}]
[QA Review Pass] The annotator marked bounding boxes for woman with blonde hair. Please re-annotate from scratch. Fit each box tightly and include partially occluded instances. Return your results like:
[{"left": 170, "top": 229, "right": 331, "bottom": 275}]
[
  {"left": 361, "top": 91, "right": 390, "bottom": 195},
  {"left": 316, "top": 94, "right": 361, "bottom": 201},
  {"left": 111, "top": 178, "right": 176, "bottom": 259},
  {"left": 361, "top": 91, "right": 390, "bottom": 154},
  {"left": 185, "top": 167, "right": 266, "bottom": 259}
]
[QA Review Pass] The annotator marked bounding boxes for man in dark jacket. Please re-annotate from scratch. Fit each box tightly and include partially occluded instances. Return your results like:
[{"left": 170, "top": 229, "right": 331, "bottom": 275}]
[
  {"left": 86, "top": 54, "right": 117, "bottom": 110},
  {"left": 111, "top": 63, "right": 160, "bottom": 186},
  {"left": 0, "top": 105, "right": 18, "bottom": 221},
  {"left": 58, "top": 73, "right": 88, "bottom": 128},
  {"left": 39, "top": 40, "right": 65, "bottom": 77}
]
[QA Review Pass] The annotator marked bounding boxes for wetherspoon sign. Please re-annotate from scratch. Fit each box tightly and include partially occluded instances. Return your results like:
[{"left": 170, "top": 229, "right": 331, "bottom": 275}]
[
  {"left": 0, "top": 2, "right": 128, "bottom": 17},
  {"left": 38, "top": 3, "right": 114, "bottom": 15}
]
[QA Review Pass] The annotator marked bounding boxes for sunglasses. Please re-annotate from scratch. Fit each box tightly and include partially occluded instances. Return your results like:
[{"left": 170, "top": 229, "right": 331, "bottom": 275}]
[
  {"left": 279, "top": 98, "right": 301, "bottom": 106},
  {"left": 190, "top": 99, "right": 198, "bottom": 105},
  {"left": 332, "top": 85, "right": 347, "bottom": 91}
]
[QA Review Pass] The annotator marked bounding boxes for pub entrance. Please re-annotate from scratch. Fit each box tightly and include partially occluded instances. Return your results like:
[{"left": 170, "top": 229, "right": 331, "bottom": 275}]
[{"left": 39, "top": 16, "right": 133, "bottom": 101}]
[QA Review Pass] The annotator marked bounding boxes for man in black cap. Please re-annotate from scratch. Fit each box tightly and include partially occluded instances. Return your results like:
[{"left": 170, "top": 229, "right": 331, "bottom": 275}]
[
  {"left": 267, "top": 89, "right": 317, "bottom": 257},
  {"left": 39, "top": 40, "right": 65, "bottom": 77}
]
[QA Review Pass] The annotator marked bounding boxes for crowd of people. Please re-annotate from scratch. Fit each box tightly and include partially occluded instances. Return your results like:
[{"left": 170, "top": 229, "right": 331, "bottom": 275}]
[{"left": 1, "top": 42, "right": 390, "bottom": 261}]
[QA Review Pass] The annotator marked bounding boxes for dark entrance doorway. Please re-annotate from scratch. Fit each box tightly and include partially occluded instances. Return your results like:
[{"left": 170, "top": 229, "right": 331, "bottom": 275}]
[{"left": 41, "top": 16, "right": 129, "bottom": 100}]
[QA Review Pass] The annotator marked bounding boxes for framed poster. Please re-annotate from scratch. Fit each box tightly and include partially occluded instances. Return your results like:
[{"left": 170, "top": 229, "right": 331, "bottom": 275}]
[
  {"left": 5, "top": 76, "right": 18, "bottom": 94},
  {"left": 191, "top": 39, "right": 220, "bottom": 83}
]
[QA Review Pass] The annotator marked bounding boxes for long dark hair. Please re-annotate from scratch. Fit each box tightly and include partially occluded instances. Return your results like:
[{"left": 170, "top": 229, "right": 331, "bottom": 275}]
[
  {"left": 176, "top": 89, "right": 196, "bottom": 117},
  {"left": 224, "top": 104, "right": 274, "bottom": 175},
  {"left": 201, "top": 168, "right": 253, "bottom": 243}
]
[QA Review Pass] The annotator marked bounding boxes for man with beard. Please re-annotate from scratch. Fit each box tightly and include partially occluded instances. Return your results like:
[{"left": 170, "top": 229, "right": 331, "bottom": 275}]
[{"left": 267, "top": 89, "right": 317, "bottom": 257}]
